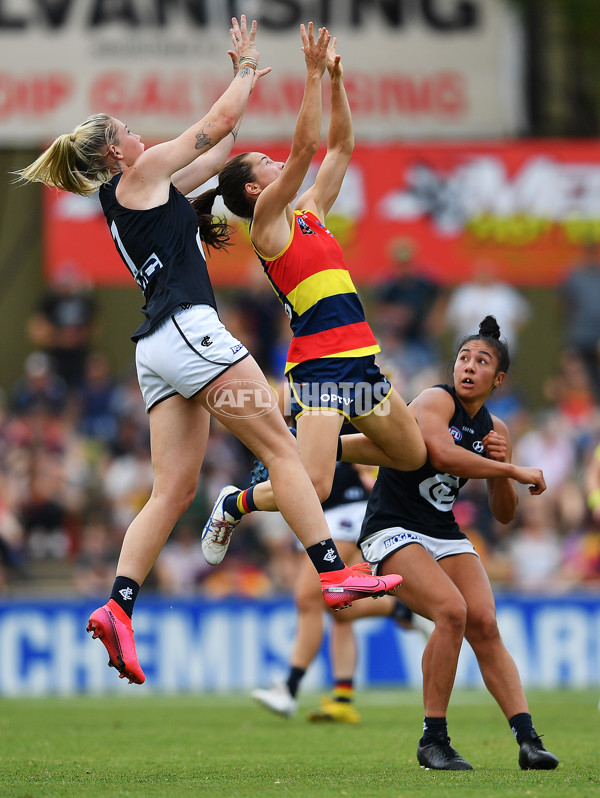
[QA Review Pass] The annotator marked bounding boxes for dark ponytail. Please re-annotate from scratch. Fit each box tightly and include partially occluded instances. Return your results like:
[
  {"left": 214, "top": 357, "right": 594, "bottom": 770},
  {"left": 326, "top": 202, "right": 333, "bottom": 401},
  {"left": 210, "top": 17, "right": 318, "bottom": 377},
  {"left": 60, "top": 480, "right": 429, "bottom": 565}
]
[
  {"left": 191, "top": 152, "right": 258, "bottom": 250},
  {"left": 456, "top": 315, "right": 510, "bottom": 373},
  {"left": 190, "top": 187, "right": 232, "bottom": 252},
  {"left": 216, "top": 152, "right": 256, "bottom": 220}
]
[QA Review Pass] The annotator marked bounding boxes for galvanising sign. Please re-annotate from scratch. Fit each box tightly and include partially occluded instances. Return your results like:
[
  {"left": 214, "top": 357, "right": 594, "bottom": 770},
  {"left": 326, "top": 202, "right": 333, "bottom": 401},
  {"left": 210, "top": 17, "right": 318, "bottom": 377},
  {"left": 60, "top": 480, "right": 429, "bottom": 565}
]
[{"left": 0, "top": 0, "right": 524, "bottom": 144}]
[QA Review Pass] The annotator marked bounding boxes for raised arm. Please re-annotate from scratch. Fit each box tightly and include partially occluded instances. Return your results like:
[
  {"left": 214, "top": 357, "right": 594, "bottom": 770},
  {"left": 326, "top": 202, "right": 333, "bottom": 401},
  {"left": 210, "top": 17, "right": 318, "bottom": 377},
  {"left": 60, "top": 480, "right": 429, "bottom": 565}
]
[
  {"left": 118, "top": 16, "right": 259, "bottom": 206},
  {"left": 412, "top": 388, "right": 546, "bottom": 507},
  {"left": 251, "top": 22, "right": 329, "bottom": 251},
  {"left": 296, "top": 36, "right": 353, "bottom": 220},
  {"left": 173, "top": 39, "right": 271, "bottom": 196},
  {"left": 171, "top": 119, "right": 243, "bottom": 198}
]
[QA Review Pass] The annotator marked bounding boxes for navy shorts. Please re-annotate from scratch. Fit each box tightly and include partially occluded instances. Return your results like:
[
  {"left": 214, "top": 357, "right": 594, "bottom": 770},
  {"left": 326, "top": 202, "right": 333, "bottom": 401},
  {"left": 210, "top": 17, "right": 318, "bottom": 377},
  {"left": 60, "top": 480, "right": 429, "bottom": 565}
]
[{"left": 287, "top": 355, "right": 392, "bottom": 422}]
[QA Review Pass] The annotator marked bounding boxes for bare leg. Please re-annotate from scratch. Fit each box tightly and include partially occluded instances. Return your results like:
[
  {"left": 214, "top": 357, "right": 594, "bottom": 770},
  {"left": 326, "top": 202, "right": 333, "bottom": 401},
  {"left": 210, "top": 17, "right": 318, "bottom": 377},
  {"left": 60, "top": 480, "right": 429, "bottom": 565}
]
[
  {"left": 346, "top": 390, "right": 427, "bottom": 470},
  {"left": 117, "top": 395, "right": 209, "bottom": 584},
  {"left": 441, "top": 554, "right": 529, "bottom": 719},
  {"left": 328, "top": 540, "right": 366, "bottom": 679},
  {"left": 381, "top": 545, "right": 467, "bottom": 716},
  {"left": 289, "top": 537, "right": 365, "bottom": 670},
  {"left": 330, "top": 622, "right": 357, "bottom": 680},
  {"left": 89, "top": 396, "right": 210, "bottom": 685},
  {"left": 252, "top": 410, "right": 343, "bottom": 511},
  {"left": 200, "top": 357, "right": 333, "bottom": 549},
  {"left": 201, "top": 357, "right": 404, "bottom": 611},
  {"left": 249, "top": 389, "right": 427, "bottom": 512},
  {"left": 289, "top": 553, "right": 326, "bottom": 669}
]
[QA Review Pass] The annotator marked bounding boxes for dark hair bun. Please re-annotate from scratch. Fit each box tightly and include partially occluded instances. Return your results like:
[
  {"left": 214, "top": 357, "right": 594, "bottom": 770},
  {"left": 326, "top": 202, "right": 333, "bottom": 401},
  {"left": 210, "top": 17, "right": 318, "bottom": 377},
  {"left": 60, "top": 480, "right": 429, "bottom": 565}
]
[{"left": 479, "top": 315, "right": 501, "bottom": 339}]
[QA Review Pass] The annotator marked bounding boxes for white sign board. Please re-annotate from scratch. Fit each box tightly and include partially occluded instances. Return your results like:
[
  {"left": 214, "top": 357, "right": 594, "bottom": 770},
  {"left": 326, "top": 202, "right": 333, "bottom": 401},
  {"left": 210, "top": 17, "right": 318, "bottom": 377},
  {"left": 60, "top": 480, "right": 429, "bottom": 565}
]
[{"left": 0, "top": 0, "right": 524, "bottom": 144}]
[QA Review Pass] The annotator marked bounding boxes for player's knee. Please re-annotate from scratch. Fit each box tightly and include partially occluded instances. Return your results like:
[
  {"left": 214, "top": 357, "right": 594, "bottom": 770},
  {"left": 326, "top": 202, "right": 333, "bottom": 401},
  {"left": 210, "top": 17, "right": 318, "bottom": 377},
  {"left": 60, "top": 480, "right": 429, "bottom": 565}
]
[
  {"left": 159, "top": 480, "right": 197, "bottom": 518},
  {"left": 296, "top": 588, "right": 324, "bottom": 614},
  {"left": 389, "top": 437, "right": 427, "bottom": 471},
  {"left": 262, "top": 428, "right": 300, "bottom": 466},
  {"left": 436, "top": 596, "right": 467, "bottom": 636},
  {"left": 468, "top": 610, "right": 500, "bottom": 645},
  {"left": 311, "top": 475, "right": 333, "bottom": 503}
]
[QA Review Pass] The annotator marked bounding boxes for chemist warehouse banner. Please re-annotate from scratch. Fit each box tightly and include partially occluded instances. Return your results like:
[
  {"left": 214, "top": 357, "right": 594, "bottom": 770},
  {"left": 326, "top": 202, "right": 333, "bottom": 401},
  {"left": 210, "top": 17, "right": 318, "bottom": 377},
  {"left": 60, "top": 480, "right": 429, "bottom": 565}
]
[
  {"left": 44, "top": 140, "right": 600, "bottom": 288},
  {"left": 0, "top": 595, "right": 599, "bottom": 695}
]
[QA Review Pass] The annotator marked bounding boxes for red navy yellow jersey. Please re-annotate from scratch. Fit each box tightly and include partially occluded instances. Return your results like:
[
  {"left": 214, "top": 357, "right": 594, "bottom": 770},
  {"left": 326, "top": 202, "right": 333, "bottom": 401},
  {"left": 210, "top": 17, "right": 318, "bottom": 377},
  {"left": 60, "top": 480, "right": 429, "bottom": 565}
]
[{"left": 252, "top": 209, "right": 380, "bottom": 373}]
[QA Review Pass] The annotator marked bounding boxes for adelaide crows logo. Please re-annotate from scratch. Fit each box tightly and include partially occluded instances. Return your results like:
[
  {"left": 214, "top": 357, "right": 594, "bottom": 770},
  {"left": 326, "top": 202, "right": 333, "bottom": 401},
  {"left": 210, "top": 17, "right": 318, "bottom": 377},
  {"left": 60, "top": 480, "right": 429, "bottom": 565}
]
[{"left": 297, "top": 216, "right": 316, "bottom": 235}]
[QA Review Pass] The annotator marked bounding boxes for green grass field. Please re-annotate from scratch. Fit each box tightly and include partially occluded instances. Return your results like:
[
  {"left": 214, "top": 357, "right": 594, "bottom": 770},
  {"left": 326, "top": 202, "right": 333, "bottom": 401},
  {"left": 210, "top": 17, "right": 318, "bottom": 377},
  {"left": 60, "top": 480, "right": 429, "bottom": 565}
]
[{"left": 0, "top": 688, "right": 598, "bottom": 797}]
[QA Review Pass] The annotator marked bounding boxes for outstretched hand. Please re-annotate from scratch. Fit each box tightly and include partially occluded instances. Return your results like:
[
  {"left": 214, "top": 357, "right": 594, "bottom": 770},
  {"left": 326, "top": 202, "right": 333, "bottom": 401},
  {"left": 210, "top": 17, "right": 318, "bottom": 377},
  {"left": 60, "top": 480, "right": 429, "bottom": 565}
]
[
  {"left": 229, "top": 15, "right": 259, "bottom": 64},
  {"left": 227, "top": 15, "right": 269, "bottom": 91},
  {"left": 326, "top": 36, "right": 343, "bottom": 78},
  {"left": 300, "top": 21, "right": 330, "bottom": 77}
]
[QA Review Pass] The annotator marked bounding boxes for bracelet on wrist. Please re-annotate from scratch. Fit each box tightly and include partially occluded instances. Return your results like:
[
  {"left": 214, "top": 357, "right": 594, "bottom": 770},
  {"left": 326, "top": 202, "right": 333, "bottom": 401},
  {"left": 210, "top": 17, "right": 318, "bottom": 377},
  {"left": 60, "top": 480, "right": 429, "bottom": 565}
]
[
  {"left": 587, "top": 488, "right": 600, "bottom": 511},
  {"left": 239, "top": 57, "right": 258, "bottom": 71}
]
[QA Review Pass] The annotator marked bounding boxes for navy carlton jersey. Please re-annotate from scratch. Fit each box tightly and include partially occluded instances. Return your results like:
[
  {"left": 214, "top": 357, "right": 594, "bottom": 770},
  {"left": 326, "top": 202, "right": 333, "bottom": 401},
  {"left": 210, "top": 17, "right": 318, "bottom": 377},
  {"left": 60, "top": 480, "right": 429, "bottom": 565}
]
[
  {"left": 359, "top": 384, "right": 494, "bottom": 542},
  {"left": 99, "top": 174, "right": 217, "bottom": 341},
  {"left": 322, "top": 461, "right": 369, "bottom": 512}
]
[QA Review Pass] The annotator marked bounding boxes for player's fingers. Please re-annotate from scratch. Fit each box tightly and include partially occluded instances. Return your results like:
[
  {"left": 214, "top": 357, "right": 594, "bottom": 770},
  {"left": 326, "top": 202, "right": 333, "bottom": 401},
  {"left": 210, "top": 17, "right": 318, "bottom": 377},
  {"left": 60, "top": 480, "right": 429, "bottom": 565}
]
[{"left": 248, "top": 18, "right": 257, "bottom": 42}]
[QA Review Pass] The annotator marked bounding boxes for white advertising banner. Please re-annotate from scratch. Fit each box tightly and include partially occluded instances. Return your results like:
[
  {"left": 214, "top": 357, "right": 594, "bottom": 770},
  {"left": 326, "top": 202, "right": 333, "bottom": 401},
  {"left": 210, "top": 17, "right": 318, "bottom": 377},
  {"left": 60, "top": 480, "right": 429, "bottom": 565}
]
[{"left": 0, "top": 0, "right": 524, "bottom": 145}]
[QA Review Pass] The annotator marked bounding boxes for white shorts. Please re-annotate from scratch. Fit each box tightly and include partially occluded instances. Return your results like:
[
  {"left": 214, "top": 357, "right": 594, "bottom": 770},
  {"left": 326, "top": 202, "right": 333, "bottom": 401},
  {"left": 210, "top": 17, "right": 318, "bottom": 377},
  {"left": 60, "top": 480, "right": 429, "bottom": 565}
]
[
  {"left": 135, "top": 305, "right": 249, "bottom": 411},
  {"left": 295, "top": 501, "right": 368, "bottom": 550},
  {"left": 360, "top": 526, "right": 479, "bottom": 571}
]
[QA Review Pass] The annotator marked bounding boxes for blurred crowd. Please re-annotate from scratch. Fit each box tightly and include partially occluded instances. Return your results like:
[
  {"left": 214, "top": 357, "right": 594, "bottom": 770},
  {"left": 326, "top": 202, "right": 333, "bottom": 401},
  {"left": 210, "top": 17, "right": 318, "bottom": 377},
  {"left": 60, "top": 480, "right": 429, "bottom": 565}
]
[{"left": 2, "top": 243, "right": 600, "bottom": 598}]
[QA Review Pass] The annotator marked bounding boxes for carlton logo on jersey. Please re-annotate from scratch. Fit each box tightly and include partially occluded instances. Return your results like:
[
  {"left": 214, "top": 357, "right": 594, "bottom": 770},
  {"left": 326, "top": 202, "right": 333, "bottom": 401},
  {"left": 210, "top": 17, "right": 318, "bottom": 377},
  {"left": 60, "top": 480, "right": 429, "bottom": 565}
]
[{"left": 419, "top": 473, "right": 460, "bottom": 511}]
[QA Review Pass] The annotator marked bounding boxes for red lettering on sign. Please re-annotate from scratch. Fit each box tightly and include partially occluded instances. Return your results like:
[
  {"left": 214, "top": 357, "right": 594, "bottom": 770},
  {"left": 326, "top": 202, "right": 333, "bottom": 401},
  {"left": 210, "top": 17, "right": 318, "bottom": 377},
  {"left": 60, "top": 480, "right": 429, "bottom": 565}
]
[
  {"left": 90, "top": 73, "right": 192, "bottom": 115},
  {"left": 345, "top": 72, "right": 466, "bottom": 116},
  {"left": 0, "top": 73, "right": 72, "bottom": 117},
  {"left": 343, "top": 75, "right": 378, "bottom": 114},
  {"left": 89, "top": 72, "right": 126, "bottom": 111},
  {"left": 436, "top": 72, "right": 466, "bottom": 114},
  {"left": 280, "top": 78, "right": 306, "bottom": 113}
]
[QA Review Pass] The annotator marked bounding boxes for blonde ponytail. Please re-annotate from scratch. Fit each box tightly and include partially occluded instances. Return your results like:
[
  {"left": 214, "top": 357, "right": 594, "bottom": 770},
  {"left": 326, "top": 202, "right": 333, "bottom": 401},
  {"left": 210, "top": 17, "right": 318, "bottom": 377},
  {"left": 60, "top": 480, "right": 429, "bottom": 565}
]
[{"left": 15, "top": 113, "right": 118, "bottom": 196}]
